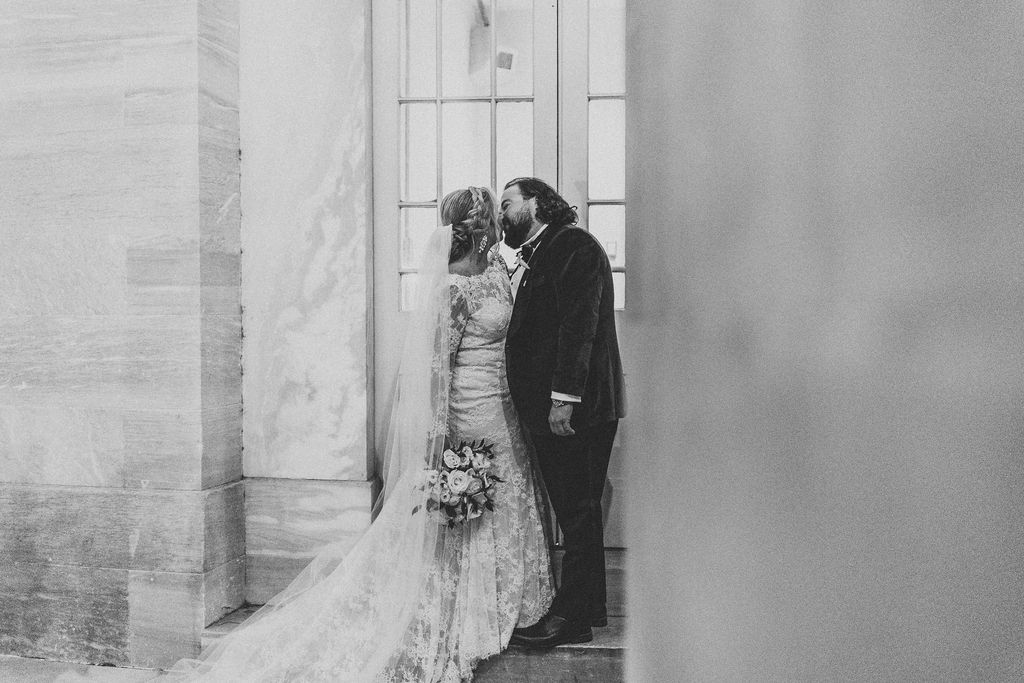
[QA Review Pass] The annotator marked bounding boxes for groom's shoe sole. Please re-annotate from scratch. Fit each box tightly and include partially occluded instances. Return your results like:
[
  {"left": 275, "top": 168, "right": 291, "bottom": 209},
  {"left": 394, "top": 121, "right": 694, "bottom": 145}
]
[{"left": 563, "top": 629, "right": 594, "bottom": 645}]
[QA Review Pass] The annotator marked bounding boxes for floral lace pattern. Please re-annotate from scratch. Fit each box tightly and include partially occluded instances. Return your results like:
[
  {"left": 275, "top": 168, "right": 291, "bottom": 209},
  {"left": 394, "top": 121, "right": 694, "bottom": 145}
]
[{"left": 376, "top": 254, "right": 554, "bottom": 682}]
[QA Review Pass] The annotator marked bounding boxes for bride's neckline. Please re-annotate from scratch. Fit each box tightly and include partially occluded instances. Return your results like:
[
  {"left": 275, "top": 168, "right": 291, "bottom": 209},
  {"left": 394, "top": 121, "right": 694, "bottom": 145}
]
[
  {"left": 449, "top": 267, "right": 491, "bottom": 279},
  {"left": 449, "top": 254, "right": 495, "bottom": 279}
]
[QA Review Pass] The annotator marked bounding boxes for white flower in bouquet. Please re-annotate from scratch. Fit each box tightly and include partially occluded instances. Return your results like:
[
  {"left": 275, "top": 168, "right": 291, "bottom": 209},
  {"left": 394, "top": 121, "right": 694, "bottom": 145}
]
[
  {"left": 425, "top": 439, "right": 503, "bottom": 526},
  {"left": 447, "top": 470, "right": 471, "bottom": 494},
  {"left": 442, "top": 449, "right": 461, "bottom": 469}
]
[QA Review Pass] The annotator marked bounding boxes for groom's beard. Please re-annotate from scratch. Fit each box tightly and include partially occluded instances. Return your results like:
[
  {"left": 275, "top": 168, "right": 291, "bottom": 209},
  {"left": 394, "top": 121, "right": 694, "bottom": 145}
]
[{"left": 502, "top": 211, "right": 531, "bottom": 249}]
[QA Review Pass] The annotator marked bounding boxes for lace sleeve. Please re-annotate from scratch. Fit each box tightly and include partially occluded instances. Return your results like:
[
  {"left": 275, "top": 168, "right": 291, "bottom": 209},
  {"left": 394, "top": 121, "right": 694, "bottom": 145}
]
[
  {"left": 491, "top": 252, "right": 510, "bottom": 276},
  {"left": 448, "top": 279, "right": 471, "bottom": 368}
]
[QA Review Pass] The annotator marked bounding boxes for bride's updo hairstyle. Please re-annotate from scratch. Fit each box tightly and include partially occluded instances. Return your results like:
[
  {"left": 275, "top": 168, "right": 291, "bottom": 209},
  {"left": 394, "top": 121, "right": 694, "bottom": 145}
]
[{"left": 440, "top": 186, "right": 499, "bottom": 263}]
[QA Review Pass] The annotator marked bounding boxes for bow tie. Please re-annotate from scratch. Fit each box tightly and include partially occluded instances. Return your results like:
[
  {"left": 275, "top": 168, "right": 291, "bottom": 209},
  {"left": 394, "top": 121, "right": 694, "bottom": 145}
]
[{"left": 510, "top": 240, "right": 541, "bottom": 278}]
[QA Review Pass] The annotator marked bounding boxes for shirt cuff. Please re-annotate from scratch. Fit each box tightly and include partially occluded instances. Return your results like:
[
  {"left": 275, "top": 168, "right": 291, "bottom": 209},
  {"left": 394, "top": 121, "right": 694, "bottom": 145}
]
[{"left": 551, "top": 391, "right": 582, "bottom": 403}]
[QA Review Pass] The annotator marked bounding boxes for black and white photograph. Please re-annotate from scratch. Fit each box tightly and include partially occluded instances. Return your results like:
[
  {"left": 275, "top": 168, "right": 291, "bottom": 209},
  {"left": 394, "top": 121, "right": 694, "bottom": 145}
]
[{"left": 1, "top": 1, "right": 1022, "bottom": 681}]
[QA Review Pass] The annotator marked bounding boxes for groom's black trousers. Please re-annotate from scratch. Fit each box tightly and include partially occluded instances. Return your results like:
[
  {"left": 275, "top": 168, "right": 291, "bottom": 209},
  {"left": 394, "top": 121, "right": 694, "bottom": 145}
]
[{"left": 528, "top": 419, "right": 618, "bottom": 624}]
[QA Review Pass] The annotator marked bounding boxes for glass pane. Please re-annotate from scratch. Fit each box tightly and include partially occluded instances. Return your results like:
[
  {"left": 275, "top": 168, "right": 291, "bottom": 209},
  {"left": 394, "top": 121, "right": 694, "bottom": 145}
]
[
  {"left": 495, "top": 0, "right": 533, "bottom": 96},
  {"left": 400, "top": 207, "right": 440, "bottom": 270},
  {"left": 588, "top": 204, "right": 625, "bottom": 269},
  {"left": 442, "top": 102, "right": 491, "bottom": 194},
  {"left": 401, "top": 0, "right": 437, "bottom": 97},
  {"left": 400, "top": 103, "right": 437, "bottom": 202},
  {"left": 400, "top": 273, "right": 419, "bottom": 312},
  {"left": 588, "top": 99, "right": 625, "bottom": 199},
  {"left": 442, "top": 0, "right": 492, "bottom": 96},
  {"left": 589, "top": 0, "right": 625, "bottom": 94},
  {"left": 496, "top": 101, "right": 532, "bottom": 190},
  {"left": 612, "top": 271, "right": 625, "bottom": 310}
]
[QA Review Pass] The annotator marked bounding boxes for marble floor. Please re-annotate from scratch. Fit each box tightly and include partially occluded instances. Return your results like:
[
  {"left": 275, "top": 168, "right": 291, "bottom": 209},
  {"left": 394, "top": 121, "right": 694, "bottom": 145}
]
[{"left": 0, "top": 655, "right": 165, "bottom": 682}]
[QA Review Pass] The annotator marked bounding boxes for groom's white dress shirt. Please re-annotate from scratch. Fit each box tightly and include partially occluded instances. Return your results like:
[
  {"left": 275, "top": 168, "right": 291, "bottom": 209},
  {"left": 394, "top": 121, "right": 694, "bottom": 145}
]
[{"left": 510, "top": 223, "right": 547, "bottom": 299}]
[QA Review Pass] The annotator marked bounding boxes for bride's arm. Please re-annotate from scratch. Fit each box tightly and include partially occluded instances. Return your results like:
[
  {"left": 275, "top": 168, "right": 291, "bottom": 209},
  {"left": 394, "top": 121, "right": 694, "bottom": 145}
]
[
  {"left": 448, "top": 280, "right": 471, "bottom": 369},
  {"left": 425, "top": 279, "right": 471, "bottom": 456}
]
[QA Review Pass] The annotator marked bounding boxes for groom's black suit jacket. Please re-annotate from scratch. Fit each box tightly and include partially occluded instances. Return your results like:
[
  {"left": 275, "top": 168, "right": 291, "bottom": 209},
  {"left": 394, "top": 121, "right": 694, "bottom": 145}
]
[{"left": 505, "top": 223, "right": 626, "bottom": 434}]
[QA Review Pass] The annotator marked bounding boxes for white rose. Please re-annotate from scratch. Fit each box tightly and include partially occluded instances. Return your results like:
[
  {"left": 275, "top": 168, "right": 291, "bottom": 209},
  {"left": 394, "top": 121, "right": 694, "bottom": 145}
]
[
  {"left": 461, "top": 445, "right": 475, "bottom": 458},
  {"left": 447, "top": 470, "right": 471, "bottom": 494},
  {"left": 465, "top": 476, "right": 483, "bottom": 495},
  {"left": 443, "top": 450, "right": 461, "bottom": 469},
  {"left": 424, "top": 469, "right": 439, "bottom": 486},
  {"left": 440, "top": 490, "right": 452, "bottom": 504}
]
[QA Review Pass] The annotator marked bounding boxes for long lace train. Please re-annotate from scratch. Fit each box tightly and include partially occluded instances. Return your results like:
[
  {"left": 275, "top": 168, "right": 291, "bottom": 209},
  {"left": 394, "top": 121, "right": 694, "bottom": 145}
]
[{"left": 165, "top": 244, "right": 553, "bottom": 682}]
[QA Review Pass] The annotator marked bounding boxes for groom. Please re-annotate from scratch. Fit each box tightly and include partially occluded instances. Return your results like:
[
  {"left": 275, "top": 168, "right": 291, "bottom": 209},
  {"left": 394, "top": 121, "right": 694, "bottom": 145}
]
[{"left": 501, "top": 177, "right": 626, "bottom": 648}]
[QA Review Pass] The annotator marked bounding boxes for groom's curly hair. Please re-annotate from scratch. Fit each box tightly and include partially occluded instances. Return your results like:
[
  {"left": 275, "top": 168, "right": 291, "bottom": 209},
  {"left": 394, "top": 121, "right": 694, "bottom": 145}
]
[{"left": 503, "top": 177, "right": 578, "bottom": 227}]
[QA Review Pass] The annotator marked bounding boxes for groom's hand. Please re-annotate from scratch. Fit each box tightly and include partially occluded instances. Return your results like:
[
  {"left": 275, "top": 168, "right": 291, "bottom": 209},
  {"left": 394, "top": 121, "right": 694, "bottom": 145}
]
[{"left": 549, "top": 402, "right": 575, "bottom": 437}]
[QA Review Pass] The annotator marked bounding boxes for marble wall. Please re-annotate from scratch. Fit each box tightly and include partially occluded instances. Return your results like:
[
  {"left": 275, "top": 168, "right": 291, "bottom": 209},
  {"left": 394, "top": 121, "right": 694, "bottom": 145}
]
[
  {"left": 626, "top": 2, "right": 1024, "bottom": 680},
  {"left": 0, "top": 0, "right": 242, "bottom": 667},
  {"left": 239, "top": 0, "right": 374, "bottom": 601}
]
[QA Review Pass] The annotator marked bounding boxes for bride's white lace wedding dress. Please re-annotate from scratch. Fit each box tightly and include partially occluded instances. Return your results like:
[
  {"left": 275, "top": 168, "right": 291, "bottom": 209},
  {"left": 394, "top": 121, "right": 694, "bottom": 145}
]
[
  {"left": 169, "top": 236, "right": 553, "bottom": 682},
  {"left": 418, "top": 254, "right": 554, "bottom": 680}
]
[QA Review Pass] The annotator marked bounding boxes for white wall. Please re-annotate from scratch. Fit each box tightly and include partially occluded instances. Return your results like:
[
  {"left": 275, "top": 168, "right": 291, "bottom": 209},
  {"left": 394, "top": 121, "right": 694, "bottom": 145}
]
[
  {"left": 626, "top": 2, "right": 1024, "bottom": 679},
  {"left": 239, "top": 0, "right": 375, "bottom": 602},
  {"left": 241, "top": 0, "right": 372, "bottom": 481}
]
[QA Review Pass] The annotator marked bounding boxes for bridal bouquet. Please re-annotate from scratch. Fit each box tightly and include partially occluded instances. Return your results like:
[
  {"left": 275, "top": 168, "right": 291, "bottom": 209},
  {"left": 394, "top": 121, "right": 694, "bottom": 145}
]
[{"left": 419, "top": 439, "right": 503, "bottom": 527}]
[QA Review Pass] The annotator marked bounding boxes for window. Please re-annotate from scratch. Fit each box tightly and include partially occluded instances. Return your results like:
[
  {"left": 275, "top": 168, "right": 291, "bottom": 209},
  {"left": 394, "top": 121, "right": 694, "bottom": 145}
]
[
  {"left": 374, "top": 0, "right": 626, "bottom": 312},
  {"left": 584, "top": 0, "right": 627, "bottom": 310}
]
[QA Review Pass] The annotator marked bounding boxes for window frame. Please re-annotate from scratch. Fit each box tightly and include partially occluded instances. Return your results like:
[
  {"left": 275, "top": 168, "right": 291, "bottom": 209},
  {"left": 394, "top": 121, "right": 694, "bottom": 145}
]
[{"left": 372, "top": 0, "right": 626, "bottom": 318}]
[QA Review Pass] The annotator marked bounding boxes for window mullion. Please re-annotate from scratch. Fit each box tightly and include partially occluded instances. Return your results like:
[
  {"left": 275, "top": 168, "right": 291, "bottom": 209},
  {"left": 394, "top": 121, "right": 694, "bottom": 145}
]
[
  {"left": 434, "top": 0, "right": 443, "bottom": 216},
  {"left": 489, "top": 0, "right": 497, "bottom": 191},
  {"left": 558, "top": 0, "right": 590, "bottom": 228},
  {"left": 533, "top": 0, "right": 558, "bottom": 185}
]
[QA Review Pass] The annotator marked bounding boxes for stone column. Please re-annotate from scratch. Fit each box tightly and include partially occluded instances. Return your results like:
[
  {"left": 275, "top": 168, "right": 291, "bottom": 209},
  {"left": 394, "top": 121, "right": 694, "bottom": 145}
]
[
  {"left": 0, "top": 0, "right": 242, "bottom": 668},
  {"left": 239, "top": 0, "right": 376, "bottom": 603}
]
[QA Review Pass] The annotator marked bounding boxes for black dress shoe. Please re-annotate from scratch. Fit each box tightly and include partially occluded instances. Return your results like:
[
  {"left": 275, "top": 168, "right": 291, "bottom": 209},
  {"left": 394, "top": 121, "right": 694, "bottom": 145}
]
[
  {"left": 590, "top": 614, "right": 608, "bottom": 627},
  {"left": 511, "top": 620, "right": 546, "bottom": 639},
  {"left": 510, "top": 613, "right": 592, "bottom": 649}
]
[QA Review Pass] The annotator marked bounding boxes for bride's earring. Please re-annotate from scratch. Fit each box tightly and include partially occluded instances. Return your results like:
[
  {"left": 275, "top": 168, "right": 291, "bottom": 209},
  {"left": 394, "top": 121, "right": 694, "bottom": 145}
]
[{"left": 477, "top": 234, "right": 489, "bottom": 254}]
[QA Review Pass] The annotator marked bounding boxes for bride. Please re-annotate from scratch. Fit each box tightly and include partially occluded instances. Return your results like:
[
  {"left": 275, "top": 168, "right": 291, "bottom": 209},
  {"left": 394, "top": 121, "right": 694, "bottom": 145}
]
[{"left": 168, "top": 186, "right": 554, "bottom": 682}]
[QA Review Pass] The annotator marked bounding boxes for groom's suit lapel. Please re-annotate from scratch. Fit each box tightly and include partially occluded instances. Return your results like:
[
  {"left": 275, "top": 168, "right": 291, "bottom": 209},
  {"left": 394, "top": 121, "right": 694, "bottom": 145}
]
[{"left": 508, "top": 223, "right": 568, "bottom": 340}]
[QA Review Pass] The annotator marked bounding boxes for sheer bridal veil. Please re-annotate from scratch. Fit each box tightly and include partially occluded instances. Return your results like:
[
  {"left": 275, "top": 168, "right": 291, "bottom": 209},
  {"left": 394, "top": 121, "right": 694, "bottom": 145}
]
[{"left": 167, "top": 227, "right": 457, "bottom": 681}]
